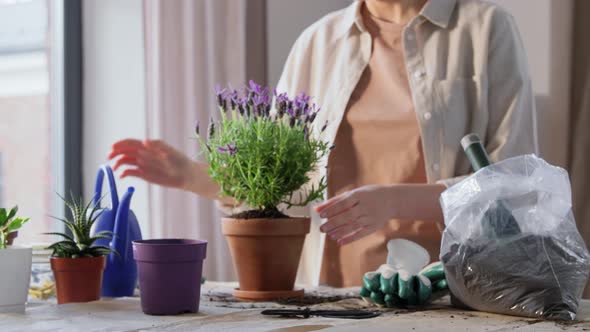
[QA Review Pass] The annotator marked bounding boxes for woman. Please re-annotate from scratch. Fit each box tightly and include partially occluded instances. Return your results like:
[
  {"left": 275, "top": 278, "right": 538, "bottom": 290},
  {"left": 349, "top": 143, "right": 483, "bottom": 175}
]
[{"left": 110, "top": 0, "right": 537, "bottom": 287}]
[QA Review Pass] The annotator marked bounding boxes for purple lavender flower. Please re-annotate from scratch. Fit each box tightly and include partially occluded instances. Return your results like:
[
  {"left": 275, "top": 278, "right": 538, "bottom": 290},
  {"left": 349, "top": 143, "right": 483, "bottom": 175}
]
[
  {"left": 244, "top": 102, "right": 251, "bottom": 117},
  {"left": 218, "top": 143, "right": 238, "bottom": 156},
  {"left": 228, "top": 88, "right": 239, "bottom": 110},
  {"left": 294, "top": 92, "right": 311, "bottom": 114},
  {"left": 252, "top": 93, "right": 269, "bottom": 108},
  {"left": 274, "top": 89, "right": 289, "bottom": 103},
  {"left": 215, "top": 84, "right": 227, "bottom": 108},
  {"left": 265, "top": 104, "right": 271, "bottom": 117},
  {"left": 304, "top": 126, "right": 309, "bottom": 140},
  {"left": 248, "top": 80, "right": 262, "bottom": 94},
  {"left": 311, "top": 103, "right": 320, "bottom": 114},
  {"left": 247, "top": 80, "right": 269, "bottom": 97},
  {"left": 286, "top": 105, "right": 296, "bottom": 118},
  {"left": 320, "top": 120, "right": 328, "bottom": 133},
  {"left": 208, "top": 118, "right": 216, "bottom": 139},
  {"left": 195, "top": 121, "right": 200, "bottom": 135},
  {"left": 308, "top": 111, "right": 317, "bottom": 124}
]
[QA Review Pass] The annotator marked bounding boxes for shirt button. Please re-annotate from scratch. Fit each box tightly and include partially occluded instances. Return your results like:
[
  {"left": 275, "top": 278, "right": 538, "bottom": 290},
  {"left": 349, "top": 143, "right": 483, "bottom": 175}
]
[
  {"left": 413, "top": 70, "right": 426, "bottom": 80},
  {"left": 423, "top": 112, "right": 432, "bottom": 120},
  {"left": 432, "top": 163, "right": 440, "bottom": 172}
]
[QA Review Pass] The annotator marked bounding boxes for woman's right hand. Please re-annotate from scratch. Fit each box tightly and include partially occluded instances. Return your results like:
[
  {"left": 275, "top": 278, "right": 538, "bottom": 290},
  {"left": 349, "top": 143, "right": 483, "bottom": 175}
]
[
  {"left": 108, "top": 138, "right": 235, "bottom": 206},
  {"left": 108, "top": 139, "right": 198, "bottom": 189}
]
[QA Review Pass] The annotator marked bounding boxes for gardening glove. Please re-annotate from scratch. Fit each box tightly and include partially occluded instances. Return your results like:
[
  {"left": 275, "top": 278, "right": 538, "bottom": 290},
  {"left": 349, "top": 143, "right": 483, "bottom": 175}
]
[{"left": 359, "top": 239, "right": 448, "bottom": 307}]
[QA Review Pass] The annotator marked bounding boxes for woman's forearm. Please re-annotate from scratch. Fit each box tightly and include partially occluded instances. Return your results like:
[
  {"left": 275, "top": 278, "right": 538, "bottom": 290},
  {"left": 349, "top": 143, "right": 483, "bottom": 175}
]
[
  {"left": 384, "top": 183, "right": 446, "bottom": 223},
  {"left": 182, "top": 161, "right": 235, "bottom": 205}
]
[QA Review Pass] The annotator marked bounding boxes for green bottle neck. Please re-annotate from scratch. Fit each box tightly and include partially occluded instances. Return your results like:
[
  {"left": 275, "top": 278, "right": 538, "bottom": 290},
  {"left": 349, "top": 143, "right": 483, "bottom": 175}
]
[{"left": 461, "top": 134, "right": 491, "bottom": 171}]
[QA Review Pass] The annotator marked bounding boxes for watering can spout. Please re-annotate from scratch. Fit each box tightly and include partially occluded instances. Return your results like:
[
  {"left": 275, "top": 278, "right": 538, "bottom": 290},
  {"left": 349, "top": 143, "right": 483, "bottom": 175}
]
[{"left": 112, "top": 186, "right": 135, "bottom": 259}]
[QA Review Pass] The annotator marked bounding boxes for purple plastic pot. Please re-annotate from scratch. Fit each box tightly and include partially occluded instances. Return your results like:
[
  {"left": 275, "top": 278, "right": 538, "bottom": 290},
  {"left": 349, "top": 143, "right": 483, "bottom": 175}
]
[{"left": 132, "top": 239, "right": 207, "bottom": 315}]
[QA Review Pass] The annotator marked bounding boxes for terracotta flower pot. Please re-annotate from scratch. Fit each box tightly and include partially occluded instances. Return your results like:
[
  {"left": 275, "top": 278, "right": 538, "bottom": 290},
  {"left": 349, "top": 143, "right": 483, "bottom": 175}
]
[
  {"left": 50, "top": 256, "right": 106, "bottom": 304},
  {"left": 222, "top": 217, "right": 311, "bottom": 301},
  {"left": 6, "top": 231, "right": 18, "bottom": 245}
]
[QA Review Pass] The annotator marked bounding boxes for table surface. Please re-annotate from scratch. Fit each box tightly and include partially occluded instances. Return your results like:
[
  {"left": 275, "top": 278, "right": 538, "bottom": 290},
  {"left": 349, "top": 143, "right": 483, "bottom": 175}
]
[{"left": 2, "top": 282, "right": 590, "bottom": 332}]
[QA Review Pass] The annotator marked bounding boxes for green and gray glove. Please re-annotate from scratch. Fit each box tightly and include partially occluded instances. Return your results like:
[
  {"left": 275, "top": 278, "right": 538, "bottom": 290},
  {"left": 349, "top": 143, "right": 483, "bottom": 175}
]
[{"left": 359, "top": 239, "right": 448, "bottom": 307}]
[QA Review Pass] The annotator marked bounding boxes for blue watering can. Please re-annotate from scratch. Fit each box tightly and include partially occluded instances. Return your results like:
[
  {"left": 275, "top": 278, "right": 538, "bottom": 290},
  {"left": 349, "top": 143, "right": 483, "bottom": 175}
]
[{"left": 92, "top": 165, "right": 142, "bottom": 297}]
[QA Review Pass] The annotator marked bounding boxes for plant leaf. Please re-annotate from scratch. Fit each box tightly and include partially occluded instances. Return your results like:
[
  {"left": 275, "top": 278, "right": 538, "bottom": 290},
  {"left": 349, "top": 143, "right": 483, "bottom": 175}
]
[
  {"left": 43, "top": 232, "right": 75, "bottom": 242},
  {"left": 47, "top": 240, "right": 77, "bottom": 249},
  {"left": 88, "top": 235, "right": 111, "bottom": 244},
  {"left": 0, "top": 208, "right": 7, "bottom": 227},
  {"left": 7, "top": 206, "right": 18, "bottom": 221},
  {"left": 6, "top": 217, "right": 29, "bottom": 233},
  {"left": 94, "top": 230, "right": 113, "bottom": 237},
  {"left": 88, "top": 246, "right": 117, "bottom": 257}
]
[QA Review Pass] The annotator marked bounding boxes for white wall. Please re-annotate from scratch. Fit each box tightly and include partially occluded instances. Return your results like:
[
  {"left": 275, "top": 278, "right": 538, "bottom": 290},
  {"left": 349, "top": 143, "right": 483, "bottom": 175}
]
[{"left": 82, "top": 0, "right": 151, "bottom": 235}]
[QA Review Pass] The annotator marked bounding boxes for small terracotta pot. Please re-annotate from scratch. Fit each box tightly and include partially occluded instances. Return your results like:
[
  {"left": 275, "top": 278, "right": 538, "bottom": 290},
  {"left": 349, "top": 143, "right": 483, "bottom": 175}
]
[
  {"left": 50, "top": 256, "right": 106, "bottom": 304},
  {"left": 222, "top": 217, "right": 310, "bottom": 301},
  {"left": 6, "top": 231, "right": 18, "bottom": 245}
]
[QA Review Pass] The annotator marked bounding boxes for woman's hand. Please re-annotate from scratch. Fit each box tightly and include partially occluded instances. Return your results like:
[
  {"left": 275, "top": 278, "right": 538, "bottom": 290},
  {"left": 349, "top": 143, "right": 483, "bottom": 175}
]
[
  {"left": 108, "top": 139, "right": 232, "bottom": 203},
  {"left": 316, "top": 185, "right": 393, "bottom": 245},
  {"left": 316, "top": 184, "right": 445, "bottom": 245},
  {"left": 109, "top": 139, "right": 196, "bottom": 189}
]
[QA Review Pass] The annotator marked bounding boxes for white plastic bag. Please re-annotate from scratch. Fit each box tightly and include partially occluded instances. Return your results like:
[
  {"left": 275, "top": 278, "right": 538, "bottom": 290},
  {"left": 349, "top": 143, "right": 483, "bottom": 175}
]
[{"left": 440, "top": 154, "right": 590, "bottom": 320}]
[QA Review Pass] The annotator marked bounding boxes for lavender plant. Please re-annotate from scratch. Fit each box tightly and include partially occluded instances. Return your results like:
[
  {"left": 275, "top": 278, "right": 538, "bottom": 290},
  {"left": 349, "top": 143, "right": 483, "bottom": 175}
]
[{"left": 197, "top": 80, "right": 331, "bottom": 218}]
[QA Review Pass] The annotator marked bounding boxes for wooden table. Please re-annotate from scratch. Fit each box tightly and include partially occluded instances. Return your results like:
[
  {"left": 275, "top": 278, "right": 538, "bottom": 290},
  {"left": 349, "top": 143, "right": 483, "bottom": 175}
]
[{"left": 2, "top": 282, "right": 590, "bottom": 331}]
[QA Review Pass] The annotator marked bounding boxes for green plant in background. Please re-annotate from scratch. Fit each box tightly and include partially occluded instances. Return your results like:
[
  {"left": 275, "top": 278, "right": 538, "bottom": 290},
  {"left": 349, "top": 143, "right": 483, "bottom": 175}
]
[
  {"left": 0, "top": 206, "right": 30, "bottom": 249},
  {"left": 197, "top": 81, "right": 331, "bottom": 218},
  {"left": 46, "top": 194, "right": 115, "bottom": 258}
]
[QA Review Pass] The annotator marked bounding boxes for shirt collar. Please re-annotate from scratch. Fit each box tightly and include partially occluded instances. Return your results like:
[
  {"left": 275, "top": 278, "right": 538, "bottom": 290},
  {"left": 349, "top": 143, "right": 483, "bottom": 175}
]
[
  {"left": 421, "top": 0, "right": 457, "bottom": 28},
  {"left": 335, "top": 0, "right": 457, "bottom": 38},
  {"left": 335, "top": 0, "right": 365, "bottom": 38}
]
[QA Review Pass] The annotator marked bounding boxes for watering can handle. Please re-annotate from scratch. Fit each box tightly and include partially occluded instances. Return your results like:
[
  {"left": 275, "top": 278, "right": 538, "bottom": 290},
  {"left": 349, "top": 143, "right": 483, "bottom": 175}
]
[{"left": 94, "top": 165, "right": 119, "bottom": 211}]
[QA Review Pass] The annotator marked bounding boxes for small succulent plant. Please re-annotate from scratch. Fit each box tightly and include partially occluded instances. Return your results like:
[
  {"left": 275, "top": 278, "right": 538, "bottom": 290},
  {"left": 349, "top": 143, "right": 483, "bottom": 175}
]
[
  {"left": 46, "top": 193, "right": 115, "bottom": 258},
  {"left": 0, "top": 206, "right": 30, "bottom": 249},
  {"left": 197, "top": 80, "right": 331, "bottom": 217}
]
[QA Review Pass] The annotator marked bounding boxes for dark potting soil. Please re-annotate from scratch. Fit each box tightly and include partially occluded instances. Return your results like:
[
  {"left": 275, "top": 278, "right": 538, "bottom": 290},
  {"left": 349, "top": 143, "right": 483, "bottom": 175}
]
[
  {"left": 205, "top": 288, "right": 364, "bottom": 310},
  {"left": 442, "top": 234, "right": 590, "bottom": 320},
  {"left": 232, "top": 209, "right": 289, "bottom": 219}
]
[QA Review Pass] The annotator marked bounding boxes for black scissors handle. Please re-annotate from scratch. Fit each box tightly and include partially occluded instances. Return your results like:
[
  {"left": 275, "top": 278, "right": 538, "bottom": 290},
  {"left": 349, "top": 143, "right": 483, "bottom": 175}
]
[{"left": 261, "top": 308, "right": 381, "bottom": 319}]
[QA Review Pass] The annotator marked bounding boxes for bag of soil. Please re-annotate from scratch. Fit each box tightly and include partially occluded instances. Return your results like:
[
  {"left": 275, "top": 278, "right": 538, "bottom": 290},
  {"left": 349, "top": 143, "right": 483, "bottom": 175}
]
[{"left": 440, "top": 154, "right": 590, "bottom": 320}]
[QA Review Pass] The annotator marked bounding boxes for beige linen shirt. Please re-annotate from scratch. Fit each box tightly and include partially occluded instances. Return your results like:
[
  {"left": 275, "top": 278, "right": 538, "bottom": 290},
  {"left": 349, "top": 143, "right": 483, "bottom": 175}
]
[{"left": 225, "top": 0, "right": 538, "bottom": 285}]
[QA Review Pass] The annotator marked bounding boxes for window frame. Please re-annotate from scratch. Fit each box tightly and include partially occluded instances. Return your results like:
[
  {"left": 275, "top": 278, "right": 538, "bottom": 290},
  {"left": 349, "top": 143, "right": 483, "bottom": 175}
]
[{"left": 50, "top": 0, "right": 83, "bottom": 220}]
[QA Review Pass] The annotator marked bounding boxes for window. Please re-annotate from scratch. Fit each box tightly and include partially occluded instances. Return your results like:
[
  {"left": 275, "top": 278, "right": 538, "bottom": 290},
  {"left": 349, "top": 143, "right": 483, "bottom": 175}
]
[{"left": 0, "top": 0, "right": 74, "bottom": 245}]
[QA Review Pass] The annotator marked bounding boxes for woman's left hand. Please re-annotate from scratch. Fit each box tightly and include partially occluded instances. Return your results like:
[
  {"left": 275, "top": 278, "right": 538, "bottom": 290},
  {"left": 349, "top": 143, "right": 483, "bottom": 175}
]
[
  {"left": 316, "top": 184, "right": 446, "bottom": 246},
  {"left": 316, "top": 185, "right": 394, "bottom": 246}
]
